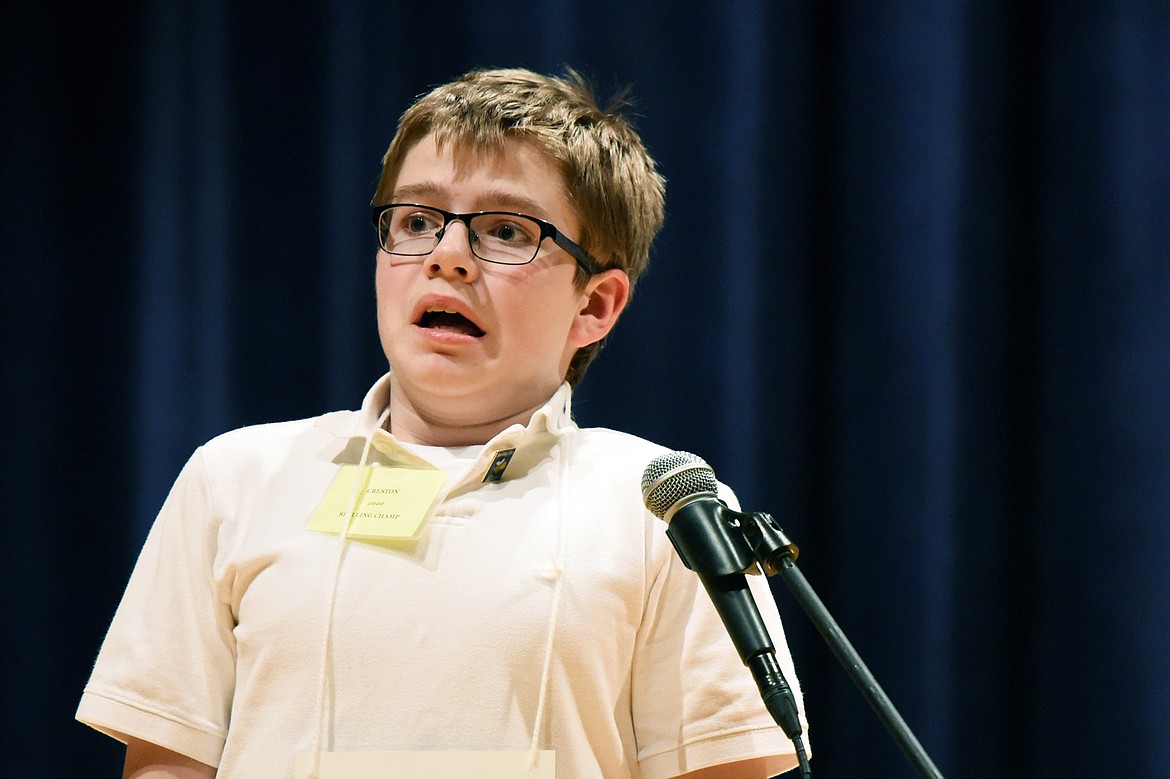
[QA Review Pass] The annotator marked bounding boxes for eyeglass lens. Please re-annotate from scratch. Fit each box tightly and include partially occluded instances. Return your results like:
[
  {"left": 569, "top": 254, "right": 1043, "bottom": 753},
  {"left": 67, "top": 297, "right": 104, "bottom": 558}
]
[{"left": 377, "top": 206, "right": 543, "bottom": 265}]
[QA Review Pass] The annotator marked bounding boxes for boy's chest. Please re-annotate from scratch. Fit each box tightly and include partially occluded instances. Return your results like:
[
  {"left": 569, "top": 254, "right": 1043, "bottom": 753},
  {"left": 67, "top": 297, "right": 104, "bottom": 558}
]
[{"left": 226, "top": 479, "right": 648, "bottom": 683}]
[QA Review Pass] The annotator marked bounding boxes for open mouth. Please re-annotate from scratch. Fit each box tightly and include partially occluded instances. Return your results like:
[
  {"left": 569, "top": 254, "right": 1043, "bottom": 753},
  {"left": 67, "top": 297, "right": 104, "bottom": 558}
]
[{"left": 417, "top": 309, "right": 485, "bottom": 337}]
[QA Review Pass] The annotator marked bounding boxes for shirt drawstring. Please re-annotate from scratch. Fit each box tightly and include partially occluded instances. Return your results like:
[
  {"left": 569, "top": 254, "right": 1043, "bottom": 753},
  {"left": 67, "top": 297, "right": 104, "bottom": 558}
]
[
  {"left": 306, "top": 405, "right": 389, "bottom": 779},
  {"left": 527, "top": 429, "right": 572, "bottom": 772}
]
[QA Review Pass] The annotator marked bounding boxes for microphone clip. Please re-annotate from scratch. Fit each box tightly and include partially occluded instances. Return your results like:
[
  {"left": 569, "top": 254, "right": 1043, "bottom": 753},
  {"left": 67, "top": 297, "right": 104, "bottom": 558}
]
[
  {"left": 664, "top": 495, "right": 799, "bottom": 580},
  {"left": 740, "top": 510, "right": 800, "bottom": 576}
]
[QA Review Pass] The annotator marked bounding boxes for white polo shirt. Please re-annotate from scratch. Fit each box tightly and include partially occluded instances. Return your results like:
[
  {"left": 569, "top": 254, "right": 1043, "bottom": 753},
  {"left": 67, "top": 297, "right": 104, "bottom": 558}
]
[{"left": 77, "top": 375, "right": 806, "bottom": 778}]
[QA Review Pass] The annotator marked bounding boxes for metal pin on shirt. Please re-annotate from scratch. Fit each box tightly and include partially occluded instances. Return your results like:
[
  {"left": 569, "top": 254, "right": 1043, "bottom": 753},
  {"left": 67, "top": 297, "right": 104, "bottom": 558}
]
[{"left": 482, "top": 448, "right": 517, "bottom": 483}]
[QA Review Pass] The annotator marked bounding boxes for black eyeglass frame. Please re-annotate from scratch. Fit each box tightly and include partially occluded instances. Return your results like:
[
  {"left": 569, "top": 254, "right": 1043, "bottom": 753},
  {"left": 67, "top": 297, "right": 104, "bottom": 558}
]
[{"left": 371, "top": 203, "right": 602, "bottom": 276}]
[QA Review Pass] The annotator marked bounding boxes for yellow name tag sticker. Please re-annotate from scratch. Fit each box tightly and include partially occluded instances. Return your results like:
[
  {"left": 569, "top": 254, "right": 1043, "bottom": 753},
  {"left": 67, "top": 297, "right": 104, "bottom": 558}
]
[
  {"left": 294, "top": 750, "right": 555, "bottom": 778},
  {"left": 306, "top": 465, "right": 447, "bottom": 541}
]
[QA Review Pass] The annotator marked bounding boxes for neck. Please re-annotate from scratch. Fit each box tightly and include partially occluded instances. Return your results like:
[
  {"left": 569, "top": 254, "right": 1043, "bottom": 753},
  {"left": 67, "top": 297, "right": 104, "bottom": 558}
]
[{"left": 386, "top": 376, "right": 558, "bottom": 446}]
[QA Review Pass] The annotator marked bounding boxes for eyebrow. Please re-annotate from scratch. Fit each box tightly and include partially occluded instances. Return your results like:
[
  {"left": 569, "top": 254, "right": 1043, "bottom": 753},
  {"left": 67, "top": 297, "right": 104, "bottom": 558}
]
[{"left": 390, "top": 182, "right": 553, "bottom": 221}]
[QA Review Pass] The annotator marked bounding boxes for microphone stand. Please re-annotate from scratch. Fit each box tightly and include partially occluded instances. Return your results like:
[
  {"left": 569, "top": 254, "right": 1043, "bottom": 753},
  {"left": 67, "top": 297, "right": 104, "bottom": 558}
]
[{"left": 739, "top": 511, "right": 946, "bottom": 779}]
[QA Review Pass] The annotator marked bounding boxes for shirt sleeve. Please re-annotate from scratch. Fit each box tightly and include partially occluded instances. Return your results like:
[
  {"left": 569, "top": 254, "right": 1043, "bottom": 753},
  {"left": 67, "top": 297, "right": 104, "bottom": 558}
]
[
  {"left": 76, "top": 447, "right": 236, "bottom": 767},
  {"left": 631, "top": 488, "right": 808, "bottom": 779}
]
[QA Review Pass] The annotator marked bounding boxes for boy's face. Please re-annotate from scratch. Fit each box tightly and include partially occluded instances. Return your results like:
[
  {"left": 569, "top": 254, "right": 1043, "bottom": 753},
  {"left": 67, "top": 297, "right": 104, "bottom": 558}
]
[{"left": 375, "top": 133, "right": 623, "bottom": 439}]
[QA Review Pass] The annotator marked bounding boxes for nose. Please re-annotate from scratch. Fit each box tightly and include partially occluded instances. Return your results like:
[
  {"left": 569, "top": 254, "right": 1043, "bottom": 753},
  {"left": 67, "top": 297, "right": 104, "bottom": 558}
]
[{"left": 426, "top": 220, "right": 480, "bottom": 282}]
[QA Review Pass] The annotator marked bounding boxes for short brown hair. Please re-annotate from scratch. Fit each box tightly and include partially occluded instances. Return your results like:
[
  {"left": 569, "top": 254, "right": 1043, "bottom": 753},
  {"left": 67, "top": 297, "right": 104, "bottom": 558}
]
[{"left": 373, "top": 67, "right": 666, "bottom": 385}]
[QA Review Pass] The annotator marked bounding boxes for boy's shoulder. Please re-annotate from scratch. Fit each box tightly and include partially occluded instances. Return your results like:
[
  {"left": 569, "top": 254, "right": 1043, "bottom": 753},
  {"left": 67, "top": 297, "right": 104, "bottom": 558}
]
[
  {"left": 197, "top": 408, "right": 358, "bottom": 462},
  {"left": 572, "top": 423, "right": 673, "bottom": 472}
]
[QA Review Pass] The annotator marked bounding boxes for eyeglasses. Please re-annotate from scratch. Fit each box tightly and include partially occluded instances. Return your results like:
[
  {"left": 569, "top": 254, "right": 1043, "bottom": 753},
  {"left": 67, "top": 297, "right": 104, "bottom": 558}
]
[{"left": 371, "top": 203, "right": 601, "bottom": 275}]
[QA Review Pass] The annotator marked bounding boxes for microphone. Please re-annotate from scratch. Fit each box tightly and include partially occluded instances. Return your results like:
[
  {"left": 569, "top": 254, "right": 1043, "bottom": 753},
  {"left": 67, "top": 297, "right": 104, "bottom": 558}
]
[{"left": 641, "top": 451, "right": 803, "bottom": 741}]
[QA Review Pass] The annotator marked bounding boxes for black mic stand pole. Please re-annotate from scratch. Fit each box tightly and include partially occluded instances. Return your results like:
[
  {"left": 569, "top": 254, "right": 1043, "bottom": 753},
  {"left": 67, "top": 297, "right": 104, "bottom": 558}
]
[{"left": 741, "top": 511, "right": 946, "bottom": 779}]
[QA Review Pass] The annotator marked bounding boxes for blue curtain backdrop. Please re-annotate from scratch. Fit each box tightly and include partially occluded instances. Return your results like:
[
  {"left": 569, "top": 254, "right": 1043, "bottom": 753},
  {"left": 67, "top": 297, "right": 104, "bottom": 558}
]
[{"left": 3, "top": 1, "right": 1168, "bottom": 776}]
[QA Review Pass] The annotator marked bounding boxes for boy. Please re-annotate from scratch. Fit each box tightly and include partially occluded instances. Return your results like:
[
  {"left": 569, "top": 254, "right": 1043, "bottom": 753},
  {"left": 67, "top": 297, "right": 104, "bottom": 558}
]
[{"left": 78, "top": 67, "right": 807, "bottom": 778}]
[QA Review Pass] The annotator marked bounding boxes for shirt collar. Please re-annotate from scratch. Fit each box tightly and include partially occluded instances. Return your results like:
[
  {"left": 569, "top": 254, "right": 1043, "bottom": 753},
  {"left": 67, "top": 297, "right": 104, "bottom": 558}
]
[{"left": 317, "top": 372, "right": 577, "bottom": 490}]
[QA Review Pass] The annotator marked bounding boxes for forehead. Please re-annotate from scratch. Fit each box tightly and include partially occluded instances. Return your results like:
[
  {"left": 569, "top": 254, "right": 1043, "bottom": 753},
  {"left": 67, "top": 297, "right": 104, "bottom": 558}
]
[{"left": 393, "top": 133, "right": 577, "bottom": 226}]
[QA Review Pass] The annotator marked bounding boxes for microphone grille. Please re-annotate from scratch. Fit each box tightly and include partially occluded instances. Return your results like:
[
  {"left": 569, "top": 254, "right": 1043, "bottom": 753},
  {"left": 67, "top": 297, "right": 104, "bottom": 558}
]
[{"left": 641, "top": 451, "right": 719, "bottom": 519}]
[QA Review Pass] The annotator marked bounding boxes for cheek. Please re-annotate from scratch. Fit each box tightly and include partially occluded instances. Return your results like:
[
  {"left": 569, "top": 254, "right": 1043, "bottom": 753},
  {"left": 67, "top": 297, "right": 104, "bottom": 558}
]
[
  {"left": 374, "top": 260, "right": 408, "bottom": 312},
  {"left": 505, "top": 290, "right": 580, "bottom": 348}
]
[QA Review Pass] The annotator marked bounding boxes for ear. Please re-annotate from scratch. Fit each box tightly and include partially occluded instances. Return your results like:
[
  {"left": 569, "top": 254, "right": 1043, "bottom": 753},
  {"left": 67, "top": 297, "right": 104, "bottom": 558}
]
[{"left": 569, "top": 268, "right": 631, "bottom": 348}]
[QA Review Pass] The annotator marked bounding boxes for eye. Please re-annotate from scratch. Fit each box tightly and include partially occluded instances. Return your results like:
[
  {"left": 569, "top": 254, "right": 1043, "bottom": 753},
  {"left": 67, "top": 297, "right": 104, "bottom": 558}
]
[
  {"left": 480, "top": 216, "right": 539, "bottom": 246},
  {"left": 400, "top": 209, "right": 442, "bottom": 235}
]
